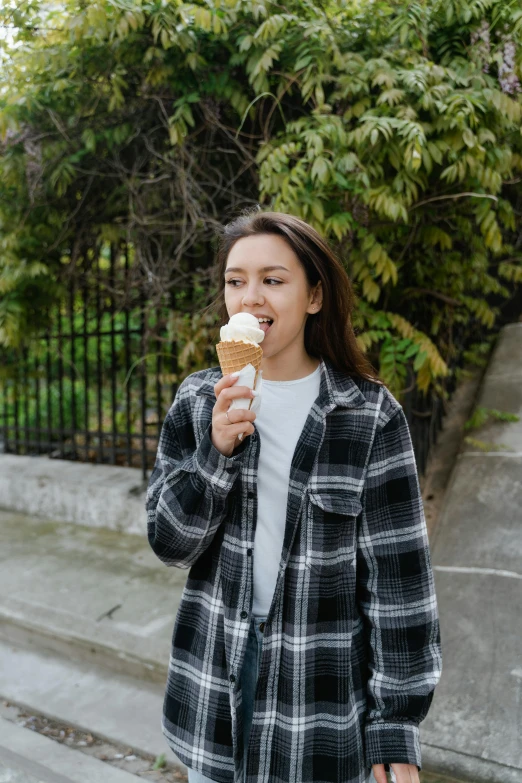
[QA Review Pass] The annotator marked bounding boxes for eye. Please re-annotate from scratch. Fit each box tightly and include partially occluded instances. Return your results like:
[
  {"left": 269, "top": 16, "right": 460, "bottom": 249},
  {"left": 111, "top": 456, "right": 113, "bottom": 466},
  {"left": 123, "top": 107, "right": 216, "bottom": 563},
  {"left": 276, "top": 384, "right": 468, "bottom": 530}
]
[{"left": 225, "top": 278, "right": 283, "bottom": 286}]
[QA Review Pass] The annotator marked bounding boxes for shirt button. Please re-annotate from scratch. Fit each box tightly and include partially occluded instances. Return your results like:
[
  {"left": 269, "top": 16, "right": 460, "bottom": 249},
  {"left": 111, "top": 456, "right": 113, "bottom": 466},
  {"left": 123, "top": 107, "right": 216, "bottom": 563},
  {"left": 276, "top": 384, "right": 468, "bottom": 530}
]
[
  {"left": 247, "top": 549, "right": 252, "bottom": 557},
  {"left": 229, "top": 674, "right": 236, "bottom": 683},
  {"left": 240, "top": 610, "right": 248, "bottom": 619},
  {"left": 247, "top": 491, "right": 255, "bottom": 499}
]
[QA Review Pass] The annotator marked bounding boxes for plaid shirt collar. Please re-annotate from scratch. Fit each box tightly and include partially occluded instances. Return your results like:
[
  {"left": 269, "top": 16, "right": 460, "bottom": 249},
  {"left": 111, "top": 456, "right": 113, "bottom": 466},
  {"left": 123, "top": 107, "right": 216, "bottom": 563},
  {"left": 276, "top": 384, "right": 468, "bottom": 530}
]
[{"left": 195, "top": 356, "right": 367, "bottom": 413}]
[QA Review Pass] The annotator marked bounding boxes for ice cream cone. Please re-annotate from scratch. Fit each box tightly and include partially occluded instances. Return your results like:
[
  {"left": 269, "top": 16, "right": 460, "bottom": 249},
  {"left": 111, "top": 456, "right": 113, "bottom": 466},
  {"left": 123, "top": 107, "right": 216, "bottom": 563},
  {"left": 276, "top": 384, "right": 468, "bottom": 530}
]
[
  {"left": 216, "top": 314, "right": 265, "bottom": 430},
  {"left": 216, "top": 340, "right": 263, "bottom": 380}
]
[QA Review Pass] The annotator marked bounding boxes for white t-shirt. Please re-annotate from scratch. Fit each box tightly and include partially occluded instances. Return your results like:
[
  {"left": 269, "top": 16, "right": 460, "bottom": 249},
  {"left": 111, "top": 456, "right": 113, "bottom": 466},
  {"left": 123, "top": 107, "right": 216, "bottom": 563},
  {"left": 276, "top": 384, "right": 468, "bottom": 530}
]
[{"left": 251, "top": 363, "right": 321, "bottom": 617}]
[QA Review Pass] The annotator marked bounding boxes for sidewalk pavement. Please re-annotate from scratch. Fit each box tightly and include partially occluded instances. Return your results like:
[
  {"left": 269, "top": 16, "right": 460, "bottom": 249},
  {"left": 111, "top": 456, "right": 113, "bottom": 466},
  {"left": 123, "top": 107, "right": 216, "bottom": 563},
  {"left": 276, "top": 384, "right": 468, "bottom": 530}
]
[
  {"left": 421, "top": 323, "right": 522, "bottom": 783},
  {"left": 0, "top": 509, "right": 184, "bottom": 765}
]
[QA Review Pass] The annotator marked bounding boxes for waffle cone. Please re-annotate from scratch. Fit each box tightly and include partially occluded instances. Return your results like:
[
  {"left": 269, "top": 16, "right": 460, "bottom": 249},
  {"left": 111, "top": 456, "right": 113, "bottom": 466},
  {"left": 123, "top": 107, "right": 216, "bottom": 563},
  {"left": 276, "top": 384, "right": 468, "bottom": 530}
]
[{"left": 216, "top": 340, "right": 263, "bottom": 379}]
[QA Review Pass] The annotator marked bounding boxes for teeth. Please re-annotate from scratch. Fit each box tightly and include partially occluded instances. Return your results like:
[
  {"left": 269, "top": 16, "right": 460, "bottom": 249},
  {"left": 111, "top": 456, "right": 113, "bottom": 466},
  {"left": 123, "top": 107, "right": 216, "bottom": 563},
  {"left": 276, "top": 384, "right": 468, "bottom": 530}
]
[{"left": 258, "top": 318, "right": 272, "bottom": 323}]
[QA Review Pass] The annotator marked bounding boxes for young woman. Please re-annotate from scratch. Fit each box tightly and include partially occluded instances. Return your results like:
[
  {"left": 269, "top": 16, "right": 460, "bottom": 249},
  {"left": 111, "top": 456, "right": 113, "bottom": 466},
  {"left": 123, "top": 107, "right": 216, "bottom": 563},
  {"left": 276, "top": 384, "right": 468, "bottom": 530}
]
[{"left": 146, "top": 211, "right": 442, "bottom": 783}]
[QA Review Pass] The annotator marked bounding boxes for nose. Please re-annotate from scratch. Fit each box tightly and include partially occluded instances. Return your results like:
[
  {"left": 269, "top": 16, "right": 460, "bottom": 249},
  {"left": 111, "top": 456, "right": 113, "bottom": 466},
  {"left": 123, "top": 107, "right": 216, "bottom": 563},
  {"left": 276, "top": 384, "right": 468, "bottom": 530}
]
[{"left": 241, "top": 282, "right": 264, "bottom": 307}]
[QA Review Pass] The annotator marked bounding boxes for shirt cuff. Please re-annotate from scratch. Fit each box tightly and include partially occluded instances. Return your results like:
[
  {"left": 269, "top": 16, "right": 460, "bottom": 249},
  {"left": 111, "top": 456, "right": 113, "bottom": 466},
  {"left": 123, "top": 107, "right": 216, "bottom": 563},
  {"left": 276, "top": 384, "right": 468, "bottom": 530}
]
[
  {"left": 365, "top": 722, "right": 422, "bottom": 769},
  {"left": 193, "top": 423, "right": 246, "bottom": 495}
]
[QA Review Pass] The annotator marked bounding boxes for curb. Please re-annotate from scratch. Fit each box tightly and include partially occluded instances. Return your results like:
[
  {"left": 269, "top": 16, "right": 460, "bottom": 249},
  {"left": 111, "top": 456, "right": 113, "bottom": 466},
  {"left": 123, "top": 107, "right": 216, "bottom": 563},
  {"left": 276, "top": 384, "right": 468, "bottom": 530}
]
[{"left": 0, "top": 454, "right": 147, "bottom": 534}]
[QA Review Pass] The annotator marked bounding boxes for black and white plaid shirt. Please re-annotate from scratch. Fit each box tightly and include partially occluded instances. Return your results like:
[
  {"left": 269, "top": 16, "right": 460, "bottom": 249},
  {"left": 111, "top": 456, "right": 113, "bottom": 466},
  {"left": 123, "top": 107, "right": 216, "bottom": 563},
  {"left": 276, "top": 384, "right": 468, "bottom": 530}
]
[{"left": 146, "top": 357, "right": 442, "bottom": 783}]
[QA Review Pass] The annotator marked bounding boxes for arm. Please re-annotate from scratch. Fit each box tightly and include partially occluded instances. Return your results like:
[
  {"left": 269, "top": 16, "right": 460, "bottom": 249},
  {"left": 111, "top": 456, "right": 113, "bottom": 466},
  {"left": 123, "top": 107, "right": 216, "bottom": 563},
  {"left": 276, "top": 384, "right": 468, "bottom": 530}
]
[
  {"left": 146, "top": 382, "right": 247, "bottom": 569},
  {"left": 357, "top": 403, "right": 442, "bottom": 770}
]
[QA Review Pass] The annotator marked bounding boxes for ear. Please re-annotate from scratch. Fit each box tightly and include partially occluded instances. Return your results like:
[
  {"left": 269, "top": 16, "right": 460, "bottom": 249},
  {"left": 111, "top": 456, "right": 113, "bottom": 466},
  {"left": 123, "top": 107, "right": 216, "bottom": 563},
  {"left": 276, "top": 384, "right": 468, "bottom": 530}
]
[{"left": 308, "top": 281, "right": 323, "bottom": 314}]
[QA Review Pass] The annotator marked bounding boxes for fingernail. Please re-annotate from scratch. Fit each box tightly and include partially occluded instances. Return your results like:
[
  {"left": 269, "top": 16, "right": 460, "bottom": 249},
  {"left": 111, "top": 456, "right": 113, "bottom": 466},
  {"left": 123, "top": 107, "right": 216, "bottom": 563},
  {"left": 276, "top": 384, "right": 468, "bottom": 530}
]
[
  {"left": 251, "top": 389, "right": 260, "bottom": 397},
  {"left": 231, "top": 371, "right": 241, "bottom": 377}
]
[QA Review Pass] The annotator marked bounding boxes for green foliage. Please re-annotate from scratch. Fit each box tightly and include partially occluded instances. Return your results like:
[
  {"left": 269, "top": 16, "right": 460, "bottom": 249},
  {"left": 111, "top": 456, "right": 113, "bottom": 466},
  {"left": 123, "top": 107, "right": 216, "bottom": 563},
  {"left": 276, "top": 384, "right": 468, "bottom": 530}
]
[
  {"left": 461, "top": 338, "right": 495, "bottom": 368},
  {"left": 464, "top": 403, "right": 520, "bottom": 452},
  {"left": 464, "top": 405, "right": 520, "bottom": 431},
  {"left": 166, "top": 309, "right": 220, "bottom": 378},
  {"left": 0, "top": 0, "right": 521, "bottom": 395},
  {"left": 152, "top": 754, "right": 167, "bottom": 770},
  {"left": 463, "top": 436, "right": 508, "bottom": 451}
]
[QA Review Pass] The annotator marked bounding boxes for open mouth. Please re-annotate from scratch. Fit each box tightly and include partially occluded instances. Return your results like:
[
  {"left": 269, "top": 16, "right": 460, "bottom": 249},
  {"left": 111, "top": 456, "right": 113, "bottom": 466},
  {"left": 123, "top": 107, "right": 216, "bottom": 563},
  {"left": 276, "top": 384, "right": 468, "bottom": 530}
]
[{"left": 259, "top": 319, "right": 273, "bottom": 335}]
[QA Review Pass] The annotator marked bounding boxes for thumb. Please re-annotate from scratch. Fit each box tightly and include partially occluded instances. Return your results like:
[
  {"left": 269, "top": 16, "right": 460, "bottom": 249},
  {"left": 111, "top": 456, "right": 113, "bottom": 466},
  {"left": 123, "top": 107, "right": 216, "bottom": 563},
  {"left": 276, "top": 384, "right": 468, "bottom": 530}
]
[{"left": 372, "top": 764, "right": 387, "bottom": 783}]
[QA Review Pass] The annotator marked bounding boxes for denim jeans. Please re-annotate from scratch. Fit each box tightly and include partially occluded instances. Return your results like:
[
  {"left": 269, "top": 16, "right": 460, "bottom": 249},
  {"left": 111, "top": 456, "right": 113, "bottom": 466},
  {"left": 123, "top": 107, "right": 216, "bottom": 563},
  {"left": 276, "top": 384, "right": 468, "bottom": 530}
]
[{"left": 187, "top": 615, "right": 267, "bottom": 783}]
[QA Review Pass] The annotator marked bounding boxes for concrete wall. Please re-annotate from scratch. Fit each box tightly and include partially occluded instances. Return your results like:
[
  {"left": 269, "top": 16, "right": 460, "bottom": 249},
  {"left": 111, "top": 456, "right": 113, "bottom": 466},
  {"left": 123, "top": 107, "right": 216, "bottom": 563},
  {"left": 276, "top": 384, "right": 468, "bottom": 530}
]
[{"left": 0, "top": 455, "right": 148, "bottom": 535}]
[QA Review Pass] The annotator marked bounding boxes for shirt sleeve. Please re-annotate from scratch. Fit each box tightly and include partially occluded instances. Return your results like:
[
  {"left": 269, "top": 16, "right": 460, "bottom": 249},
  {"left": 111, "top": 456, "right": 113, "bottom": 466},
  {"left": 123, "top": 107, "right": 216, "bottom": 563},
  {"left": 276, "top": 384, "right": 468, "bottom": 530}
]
[
  {"left": 146, "top": 385, "right": 248, "bottom": 569},
  {"left": 356, "top": 404, "right": 442, "bottom": 770}
]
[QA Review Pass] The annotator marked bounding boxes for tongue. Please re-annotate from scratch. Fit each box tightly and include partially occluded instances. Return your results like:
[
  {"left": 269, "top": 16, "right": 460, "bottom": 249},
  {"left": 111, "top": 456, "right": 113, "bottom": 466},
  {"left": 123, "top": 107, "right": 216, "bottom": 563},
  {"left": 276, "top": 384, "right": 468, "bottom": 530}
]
[{"left": 259, "top": 321, "right": 272, "bottom": 334}]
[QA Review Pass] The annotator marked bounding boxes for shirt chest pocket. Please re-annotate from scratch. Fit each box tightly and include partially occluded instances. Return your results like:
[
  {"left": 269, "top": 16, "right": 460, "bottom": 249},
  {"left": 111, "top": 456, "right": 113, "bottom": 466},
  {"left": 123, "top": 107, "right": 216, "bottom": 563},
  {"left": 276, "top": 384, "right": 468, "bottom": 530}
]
[{"left": 305, "top": 489, "right": 362, "bottom": 576}]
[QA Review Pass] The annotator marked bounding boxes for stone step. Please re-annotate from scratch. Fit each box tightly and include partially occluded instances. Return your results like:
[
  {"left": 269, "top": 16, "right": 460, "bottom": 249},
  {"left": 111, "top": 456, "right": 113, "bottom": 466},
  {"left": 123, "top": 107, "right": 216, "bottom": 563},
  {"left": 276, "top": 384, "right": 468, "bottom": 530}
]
[
  {"left": 0, "top": 510, "right": 186, "bottom": 684},
  {"left": 0, "top": 714, "right": 148, "bottom": 783},
  {"left": 0, "top": 454, "right": 147, "bottom": 534},
  {"left": 0, "top": 637, "right": 185, "bottom": 771}
]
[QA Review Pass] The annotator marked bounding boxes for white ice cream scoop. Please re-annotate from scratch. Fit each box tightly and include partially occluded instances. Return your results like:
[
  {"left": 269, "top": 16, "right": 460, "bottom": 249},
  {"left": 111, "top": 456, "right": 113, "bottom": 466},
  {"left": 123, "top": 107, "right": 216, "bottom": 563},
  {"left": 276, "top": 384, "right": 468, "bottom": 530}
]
[{"left": 220, "top": 312, "right": 265, "bottom": 344}]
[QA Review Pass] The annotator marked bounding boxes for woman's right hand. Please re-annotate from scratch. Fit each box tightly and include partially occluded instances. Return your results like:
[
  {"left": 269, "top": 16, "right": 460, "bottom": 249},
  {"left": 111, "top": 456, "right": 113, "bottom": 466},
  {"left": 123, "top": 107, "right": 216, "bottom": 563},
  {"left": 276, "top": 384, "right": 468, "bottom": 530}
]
[{"left": 211, "top": 373, "right": 257, "bottom": 457}]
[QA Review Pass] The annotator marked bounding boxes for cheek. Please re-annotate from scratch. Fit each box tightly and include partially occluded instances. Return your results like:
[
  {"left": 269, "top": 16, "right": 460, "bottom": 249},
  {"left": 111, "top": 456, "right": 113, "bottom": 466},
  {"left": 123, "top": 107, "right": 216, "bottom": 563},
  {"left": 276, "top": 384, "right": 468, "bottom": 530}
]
[
  {"left": 223, "top": 286, "right": 236, "bottom": 307},
  {"left": 275, "top": 297, "right": 305, "bottom": 326}
]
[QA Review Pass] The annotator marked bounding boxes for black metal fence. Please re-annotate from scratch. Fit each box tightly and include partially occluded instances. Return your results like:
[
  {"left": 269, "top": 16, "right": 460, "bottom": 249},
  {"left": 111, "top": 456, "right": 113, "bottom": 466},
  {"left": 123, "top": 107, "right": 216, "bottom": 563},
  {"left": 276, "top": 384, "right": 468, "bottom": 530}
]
[
  {"left": 0, "top": 247, "right": 190, "bottom": 480},
  {"left": 403, "top": 376, "right": 446, "bottom": 475},
  {"left": 0, "top": 254, "right": 447, "bottom": 480}
]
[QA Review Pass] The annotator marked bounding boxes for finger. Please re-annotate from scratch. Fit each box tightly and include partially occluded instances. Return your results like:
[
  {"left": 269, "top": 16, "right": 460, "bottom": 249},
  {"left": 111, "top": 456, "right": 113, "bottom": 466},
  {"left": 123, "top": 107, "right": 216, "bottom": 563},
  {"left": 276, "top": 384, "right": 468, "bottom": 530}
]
[
  {"left": 226, "top": 421, "right": 255, "bottom": 439},
  {"left": 216, "top": 385, "right": 255, "bottom": 409},
  {"left": 371, "top": 764, "right": 387, "bottom": 783},
  {"left": 223, "top": 408, "right": 256, "bottom": 424},
  {"left": 214, "top": 373, "right": 240, "bottom": 399},
  {"left": 390, "top": 763, "right": 419, "bottom": 783}
]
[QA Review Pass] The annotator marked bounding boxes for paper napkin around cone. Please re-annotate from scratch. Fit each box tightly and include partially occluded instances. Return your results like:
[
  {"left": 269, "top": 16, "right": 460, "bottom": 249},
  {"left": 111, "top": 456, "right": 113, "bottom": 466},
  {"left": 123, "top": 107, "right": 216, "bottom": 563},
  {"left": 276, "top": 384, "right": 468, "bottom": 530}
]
[
  {"left": 227, "top": 363, "right": 263, "bottom": 414},
  {"left": 226, "top": 363, "right": 263, "bottom": 441}
]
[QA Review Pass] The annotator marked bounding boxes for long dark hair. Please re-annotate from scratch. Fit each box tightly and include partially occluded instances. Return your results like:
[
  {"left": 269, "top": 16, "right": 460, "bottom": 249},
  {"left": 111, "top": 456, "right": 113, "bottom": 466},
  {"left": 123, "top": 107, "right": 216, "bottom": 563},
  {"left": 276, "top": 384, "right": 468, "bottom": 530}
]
[{"left": 207, "top": 209, "right": 380, "bottom": 383}]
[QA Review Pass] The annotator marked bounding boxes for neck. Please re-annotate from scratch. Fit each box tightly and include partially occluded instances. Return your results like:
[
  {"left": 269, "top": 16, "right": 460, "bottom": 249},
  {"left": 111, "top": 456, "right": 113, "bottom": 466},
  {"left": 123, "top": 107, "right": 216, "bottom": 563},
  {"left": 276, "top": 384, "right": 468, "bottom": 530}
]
[{"left": 261, "top": 347, "right": 320, "bottom": 382}]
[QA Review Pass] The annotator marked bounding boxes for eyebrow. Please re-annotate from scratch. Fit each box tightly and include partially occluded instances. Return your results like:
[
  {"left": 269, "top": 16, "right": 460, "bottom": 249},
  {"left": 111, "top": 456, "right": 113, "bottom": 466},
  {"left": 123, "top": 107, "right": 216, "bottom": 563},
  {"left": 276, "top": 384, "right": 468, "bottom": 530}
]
[{"left": 224, "top": 265, "right": 290, "bottom": 275}]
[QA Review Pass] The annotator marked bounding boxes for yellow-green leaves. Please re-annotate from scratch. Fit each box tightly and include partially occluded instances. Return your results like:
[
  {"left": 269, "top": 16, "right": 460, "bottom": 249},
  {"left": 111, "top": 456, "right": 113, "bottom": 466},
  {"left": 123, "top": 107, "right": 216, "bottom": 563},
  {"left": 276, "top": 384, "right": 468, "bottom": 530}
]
[
  {"left": 49, "top": 159, "right": 76, "bottom": 197},
  {"left": 362, "top": 234, "right": 399, "bottom": 285},
  {"left": 325, "top": 212, "right": 353, "bottom": 241},
  {"left": 386, "top": 312, "right": 448, "bottom": 393},
  {"left": 365, "top": 186, "right": 408, "bottom": 223},
  {"left": 421, "top": 226, "right": 453, "bottom": 250},
  {"left": 351, "top": 235, "right": 397, "bottom": 304},
  {"left": 377, "top": 88, "right": 406, "bottom": 107},
  {"left": 253, "top": 13, "right": 294, "bottom": 42},
  {"left": 311, "top": 156, "right": 330, "bottom": 184},
  {"left": 247, "top": 43, "right": 282, "bottom": 88},
  {"left": 498, "top": 262, "right": 522, "bottom": 283},
  {"left": 108, "top": 68, "right": 128, "bottom": 111},
  {"left": 475, "top": 201, "right": 503, "bottom": 254},
  {"left": 168, "top": 94, "right": 198, "bottom": 145},
  {"left": 81, "top": 129, "right": 96, "bottom": 153}
]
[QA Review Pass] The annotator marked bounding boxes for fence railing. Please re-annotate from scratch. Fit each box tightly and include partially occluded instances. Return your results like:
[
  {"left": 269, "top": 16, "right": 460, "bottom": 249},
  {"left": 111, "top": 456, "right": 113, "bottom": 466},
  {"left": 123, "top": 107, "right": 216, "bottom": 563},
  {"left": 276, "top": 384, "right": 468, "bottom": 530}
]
[
  {"left": 0, "top": 252, "right": 449, "bottom": 479},
  {"left": 0, "top": 247, "right": 187, "bottom": 480}
]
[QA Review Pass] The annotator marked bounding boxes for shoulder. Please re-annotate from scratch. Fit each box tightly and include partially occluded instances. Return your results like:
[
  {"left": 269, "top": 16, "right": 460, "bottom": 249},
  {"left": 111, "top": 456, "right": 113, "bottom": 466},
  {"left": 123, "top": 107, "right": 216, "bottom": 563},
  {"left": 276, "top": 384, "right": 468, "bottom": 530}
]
[
  {"left": 167, "top": 366, "right": 221, "bottom": 418},
  {"left": 351, "top": 375, "right": 404, "bottom": 430},
  {"left": 176, "top": 366, "right": 221, "bottom": 396}
]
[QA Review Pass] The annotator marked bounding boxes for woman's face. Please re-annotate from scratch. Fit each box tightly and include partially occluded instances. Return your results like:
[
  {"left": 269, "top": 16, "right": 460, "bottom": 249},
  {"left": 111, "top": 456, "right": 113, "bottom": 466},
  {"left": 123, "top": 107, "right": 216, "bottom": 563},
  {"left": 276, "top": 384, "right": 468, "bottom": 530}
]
[{"left": 223, "top": 234, "right": 321, "bottom": 363}]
